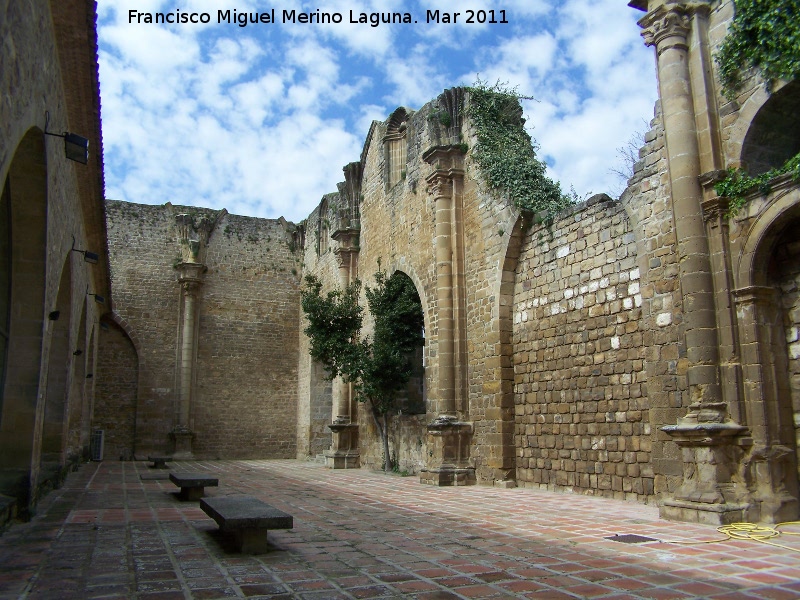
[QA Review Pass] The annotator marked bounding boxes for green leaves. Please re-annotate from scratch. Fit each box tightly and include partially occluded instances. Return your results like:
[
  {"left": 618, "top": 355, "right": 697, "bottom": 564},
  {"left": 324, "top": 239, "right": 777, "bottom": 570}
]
[
  {"left": 466, "top": 81, "right": 574, "bottom": 222},
  {"left": 715, "top": 0, "right": 800, "bottom": 100},
  {"left": 714, "top": 150, "right": 800, "bottom": 216},
  {"left": 300, "top": 268, "right": 424, "bottom": 416},
  {"left": 300, "top": 275, "right": 364, "bottom": 382}
]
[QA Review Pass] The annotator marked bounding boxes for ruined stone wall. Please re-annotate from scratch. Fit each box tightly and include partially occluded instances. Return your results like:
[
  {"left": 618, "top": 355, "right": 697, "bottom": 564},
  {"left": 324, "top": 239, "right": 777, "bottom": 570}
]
[
  {"left": 93, "top": 321, "right": 138, "bottom": 460},
  {"left": 103, "top": 201, "right": 301, "bottom": 458},
  {"left": 513, "top": 195, "right": 652, "bottom": 500}
]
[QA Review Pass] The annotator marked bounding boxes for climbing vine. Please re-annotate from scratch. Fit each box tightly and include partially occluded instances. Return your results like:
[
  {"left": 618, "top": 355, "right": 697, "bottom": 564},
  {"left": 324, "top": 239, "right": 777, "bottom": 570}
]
[
  {"left": 714, "top": 151, "right": 800, "bottom": 216},
  {"left": 714, "top": 0, "right": 800, "bottom": 100},
  {"left": 465, "top": 80, "right": 574, "bottom": 223}
]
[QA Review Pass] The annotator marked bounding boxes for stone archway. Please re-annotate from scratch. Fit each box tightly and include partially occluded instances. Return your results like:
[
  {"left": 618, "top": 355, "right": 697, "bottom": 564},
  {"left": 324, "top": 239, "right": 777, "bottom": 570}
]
[
  {"left": 740, "top": 81, "right": 800, "bottom": 175},
  {"left": 733, "top": 187, "right": 800, "bottom": 523},
  {"left": 39, "top": 256, "right": 72, "bottom": 479},
  {"left": 0, "top": 128, "right": 48, "bottom": 512}
]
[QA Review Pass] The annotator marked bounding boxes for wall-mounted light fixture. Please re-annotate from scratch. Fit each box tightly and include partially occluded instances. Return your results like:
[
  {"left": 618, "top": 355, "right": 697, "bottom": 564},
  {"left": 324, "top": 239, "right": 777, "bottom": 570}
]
[
  {"left": 86, "top": 284, "right": 105, "bottom": 305},
  {"left": 71, "top": 235, "right": 99, "bottom": 264},
  {"left": 44, "top": 111, "right": 89, "bottom": 164}
]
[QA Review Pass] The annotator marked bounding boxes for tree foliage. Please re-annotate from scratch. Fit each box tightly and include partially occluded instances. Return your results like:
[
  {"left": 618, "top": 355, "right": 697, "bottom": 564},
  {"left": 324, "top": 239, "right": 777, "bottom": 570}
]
[
  {"left": 715, "top": 0, "right": 800, "bottom": 100},
  {"left": 362, "top": 269, "right": 425, "bottom": 416},
  {"left": 300, "top": 275, "right": 364, "bottom": 383},
  {"left": 300, "top": 267, "right": 424, "bottom": 471}
]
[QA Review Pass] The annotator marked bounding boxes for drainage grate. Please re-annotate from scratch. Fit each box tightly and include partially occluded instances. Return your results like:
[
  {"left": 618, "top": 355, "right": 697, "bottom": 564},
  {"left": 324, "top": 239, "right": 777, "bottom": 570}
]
[{"left": 605, "top": 534, "right": 659, "bottom": 544}]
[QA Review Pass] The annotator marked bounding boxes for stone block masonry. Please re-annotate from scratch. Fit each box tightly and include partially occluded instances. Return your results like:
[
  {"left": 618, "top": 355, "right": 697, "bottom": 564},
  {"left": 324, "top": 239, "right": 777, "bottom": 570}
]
[
  {"left": 513, "top": 194, "right": 653, "bottom": 501},
  {"left": 102, "top": 201, "right": 302, "bottom": 459}
]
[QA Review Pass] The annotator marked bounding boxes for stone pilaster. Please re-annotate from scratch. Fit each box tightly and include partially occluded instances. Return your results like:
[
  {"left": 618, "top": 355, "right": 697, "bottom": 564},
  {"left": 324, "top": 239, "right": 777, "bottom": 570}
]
[
  {"left": 173, "top": 262, "right": 204, "bottom": 459},
  {"left": 734, "top": 286, "right": 800, "bottom": 523},
  {"left": 324, "top": 172, "right": 362, "bottom": 469},
  {"left": 420, "top": 146, "right": 474, "bottom": 486},
  {"left": 640, "top": 4, "right": 745, "bottom": 523}
]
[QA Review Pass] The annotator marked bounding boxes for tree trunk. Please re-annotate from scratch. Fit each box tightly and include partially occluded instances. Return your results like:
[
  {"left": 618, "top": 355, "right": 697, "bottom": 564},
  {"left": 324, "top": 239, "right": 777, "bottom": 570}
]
[
  {"left": 369, "top": 402, "right": 391, "bottom": 473},
  {"left": 382, "top": 412, "right": 391, "bottom": 473}
]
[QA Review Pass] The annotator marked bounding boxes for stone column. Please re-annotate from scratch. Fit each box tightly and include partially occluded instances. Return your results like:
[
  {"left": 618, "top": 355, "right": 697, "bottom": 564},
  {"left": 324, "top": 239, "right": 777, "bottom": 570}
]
[
  {"left": 324, "top": 228, "right": 360, "bottom": 469},
  {"left": 172, "top": 262, "right": 204, "bottom": 458},
  {"left": 640, "top": 4, "right": 745, "bottom": 523},
  {"left": 420, "top": 146, "right": 474, "bottom": 486}
]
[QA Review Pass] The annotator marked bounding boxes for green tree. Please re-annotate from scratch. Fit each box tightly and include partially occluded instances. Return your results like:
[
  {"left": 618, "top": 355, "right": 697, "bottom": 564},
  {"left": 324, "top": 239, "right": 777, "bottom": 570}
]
[
  {"left": 362, "top": 268, "right": 424, "bottom": 471},
  {"left": 300, "top": 266, "right": 424, "bottom": 472}
]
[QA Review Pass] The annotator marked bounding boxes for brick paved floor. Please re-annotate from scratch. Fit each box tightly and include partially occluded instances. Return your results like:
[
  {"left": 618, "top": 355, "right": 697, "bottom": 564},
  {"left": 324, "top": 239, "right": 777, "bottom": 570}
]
[{"left": 1, "top": 460, "right": 799, "bottom": 599}]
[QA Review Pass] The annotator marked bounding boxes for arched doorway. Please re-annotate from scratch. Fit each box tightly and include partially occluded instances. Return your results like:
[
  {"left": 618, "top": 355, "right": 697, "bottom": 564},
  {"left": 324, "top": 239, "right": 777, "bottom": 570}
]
[{"left": 0, "top": 129, "right": 48, "bottom": 511}]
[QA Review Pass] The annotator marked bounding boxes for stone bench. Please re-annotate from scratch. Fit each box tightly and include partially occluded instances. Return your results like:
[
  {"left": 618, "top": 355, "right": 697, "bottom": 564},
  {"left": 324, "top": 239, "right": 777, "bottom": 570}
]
[
  {"left": 169, "top": 472, "right": 219, "bottom": 500},
  {"left": 200, "top": 495, "right": 293, "bottom": 554},
  {"left": 147, "top": 456, "right": 172, "bottom": 469}
]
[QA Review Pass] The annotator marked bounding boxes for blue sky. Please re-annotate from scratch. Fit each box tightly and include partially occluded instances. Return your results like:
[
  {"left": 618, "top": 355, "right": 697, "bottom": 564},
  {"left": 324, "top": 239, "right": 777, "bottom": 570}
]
[{"left": 97, "top": 1, "right": 657, "bottom": 222}]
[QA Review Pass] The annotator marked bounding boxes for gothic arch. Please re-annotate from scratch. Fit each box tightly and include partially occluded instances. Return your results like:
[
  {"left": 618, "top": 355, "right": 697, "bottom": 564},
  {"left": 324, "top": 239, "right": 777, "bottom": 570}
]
[
  {"left": 94, "top": 312, "right": 140, "bottom": 461},
  {"left": 732, "top": 184, "right": 800, "bottom": 522},
  {"left": 735, "top": 185, "right": 800, "bottom": 289},
  {"left": 40, "top": 255, "right": 72, "bottom": 476}
]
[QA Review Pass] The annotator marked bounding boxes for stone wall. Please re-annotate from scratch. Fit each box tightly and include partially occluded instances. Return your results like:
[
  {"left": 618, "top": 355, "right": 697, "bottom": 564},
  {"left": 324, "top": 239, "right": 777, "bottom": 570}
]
[
  {"left": 1, "top": 0, "right": 109, "bottom": 516},
  {"left": 103, "top": 201, "right": 302, "bottom": 459},
  {"left": 513, "top": 195, "right": 652, "bottom": 500}
]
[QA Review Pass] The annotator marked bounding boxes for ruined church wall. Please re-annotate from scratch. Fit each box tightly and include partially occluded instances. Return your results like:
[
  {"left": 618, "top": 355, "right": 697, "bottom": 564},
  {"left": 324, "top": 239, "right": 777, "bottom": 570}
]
[
  {"left": 295, "top": 202, "right": 338, "bottom": 460},
  {"left": 345, "top": 106, "right": 439, "bottom": 472},
  {"left": 512, "top": 196, "right": 652, "bottom": 500},
  {"left": 104, "top": 200, "right": 301, "bottom": 458}
]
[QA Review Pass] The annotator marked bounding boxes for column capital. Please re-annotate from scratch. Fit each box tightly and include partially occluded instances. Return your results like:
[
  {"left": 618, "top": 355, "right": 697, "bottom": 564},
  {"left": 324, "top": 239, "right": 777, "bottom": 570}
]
[
  {"left": 639, "top": 5, "right": 691, "bottom": 52},
  {"left": 176, "top": 261, "right": 206, "bottom": 285},
  {"left": 733, "top": 286, "right": 778, "bottom": 307}
]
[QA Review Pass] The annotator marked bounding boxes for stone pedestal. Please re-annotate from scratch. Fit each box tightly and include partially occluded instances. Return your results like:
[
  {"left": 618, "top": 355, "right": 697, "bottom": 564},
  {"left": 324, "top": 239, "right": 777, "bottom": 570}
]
[
  {"left": 420, "top": 416, "right": 475, "bottom": 486},
  {"left": 324, "top": 421, "right": 359, "bottom": 469},
  {"left": 170, "top": 426, "right": 195, "bottom": 460},
  {"left": 660, "top": 403, "right": 748, "bottom": 525}
]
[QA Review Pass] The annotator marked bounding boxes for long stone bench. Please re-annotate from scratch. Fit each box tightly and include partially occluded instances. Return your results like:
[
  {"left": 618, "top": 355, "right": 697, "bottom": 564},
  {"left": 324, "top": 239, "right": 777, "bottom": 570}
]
[
  {"left": 169, "top": 472, "right": 219, "bottom": 500},
  {"left": 200, "top": 495, "right": 293, "bottom": 554}
]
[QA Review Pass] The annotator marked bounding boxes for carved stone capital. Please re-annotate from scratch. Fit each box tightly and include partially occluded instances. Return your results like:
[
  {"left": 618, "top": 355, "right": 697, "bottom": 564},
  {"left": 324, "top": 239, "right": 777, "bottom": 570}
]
[
  {"left": 701, "top": 196, "right": 730, "bottom": 225},
  {"left": 732, "top": 286, "right": 778, "bottom": 308},
  {"left": 639, "top": 5, "right": 691, "bottom": 51},
  {"left": 426, "top": 172, "right": 452, "bottom": 199}
]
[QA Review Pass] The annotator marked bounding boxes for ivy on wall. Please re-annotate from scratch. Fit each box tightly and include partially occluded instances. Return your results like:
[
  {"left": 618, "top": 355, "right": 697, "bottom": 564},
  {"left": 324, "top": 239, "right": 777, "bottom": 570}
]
[
  {"left": 715, "top": 0, "right": 800, "bottom": 100},
  {"left": 715, "top": 151, "right": 800, "bottom": 216},
  {"left": 465, "top": 81, "right": 574, "bottom": 223}
]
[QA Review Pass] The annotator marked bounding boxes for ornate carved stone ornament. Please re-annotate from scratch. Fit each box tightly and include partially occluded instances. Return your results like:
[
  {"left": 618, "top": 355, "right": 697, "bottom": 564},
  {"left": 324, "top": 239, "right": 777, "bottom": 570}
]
[{"left": 639, "top": 5, "right": 691, "bottom": 51}]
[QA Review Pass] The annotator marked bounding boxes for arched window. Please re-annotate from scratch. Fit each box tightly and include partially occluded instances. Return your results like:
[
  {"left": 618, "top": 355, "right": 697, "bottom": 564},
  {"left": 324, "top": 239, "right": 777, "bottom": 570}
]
[
  {"left": 741, "top": 81, "right": 800, "bottom": 175},
  {"left": 385, "top": 108, "right": 408, "bottom": 188}
]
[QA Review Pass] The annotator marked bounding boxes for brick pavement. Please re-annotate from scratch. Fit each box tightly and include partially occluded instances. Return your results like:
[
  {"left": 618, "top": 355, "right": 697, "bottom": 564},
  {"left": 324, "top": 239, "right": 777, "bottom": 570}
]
[{"left": 0, "top": 460, "right": 799, "bottom": 599}]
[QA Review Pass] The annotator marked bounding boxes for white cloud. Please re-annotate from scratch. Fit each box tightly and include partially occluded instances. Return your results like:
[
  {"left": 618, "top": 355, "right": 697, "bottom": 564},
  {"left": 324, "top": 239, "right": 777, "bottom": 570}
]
[{"left": 98, "top": 0, "right": 658, "bottom": 220}]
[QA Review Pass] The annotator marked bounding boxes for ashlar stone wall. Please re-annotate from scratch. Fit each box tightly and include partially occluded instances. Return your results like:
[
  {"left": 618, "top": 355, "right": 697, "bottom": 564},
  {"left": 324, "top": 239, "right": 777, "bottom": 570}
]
[
  {"left": 513, "top": 195, "right": 652, "bottom": 500},
  {"left": 103, "top": 200, "right": 302, "bottom": 459}
]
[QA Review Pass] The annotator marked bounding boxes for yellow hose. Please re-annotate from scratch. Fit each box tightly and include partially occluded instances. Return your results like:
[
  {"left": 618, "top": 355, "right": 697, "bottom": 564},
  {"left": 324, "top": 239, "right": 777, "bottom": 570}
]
[{"left": 659, "top": 521, "right": 800, "bottom": 552}]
